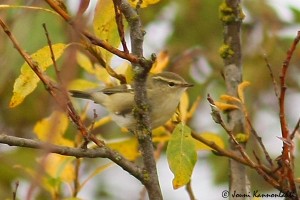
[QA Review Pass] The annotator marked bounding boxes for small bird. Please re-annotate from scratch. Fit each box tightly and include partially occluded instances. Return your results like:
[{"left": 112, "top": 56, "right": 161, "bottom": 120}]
[{"left": 70, "top": 72, "right": 193, "bottom": 130}]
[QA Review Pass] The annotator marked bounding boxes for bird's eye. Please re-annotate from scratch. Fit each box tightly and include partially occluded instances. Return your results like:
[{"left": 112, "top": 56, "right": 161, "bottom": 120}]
[{"left": 168, "top": 82, "right": 175, "bottom": 87}]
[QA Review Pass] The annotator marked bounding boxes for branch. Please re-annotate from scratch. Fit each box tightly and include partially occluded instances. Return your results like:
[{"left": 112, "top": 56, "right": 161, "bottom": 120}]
[
  {"left": 278, "top": 31, "right": 300, "bottom": 195},
  {"left": 116, "top": 1, "right": 162, "bottom": 199},
  {"left": 191, "top": 131, "right": 282, "bottom": 190},
  {"left": 43, "top": 0, "right": 139, "bottom": 64},
  {"left": 0, "top": 134, "right": 144, "bottom": 182},
  {"left": 0, "top": 18, "right": 104, "bottom": 147},
  {"left": 219, "top": 0, "right": 249, "bottom": 196}
]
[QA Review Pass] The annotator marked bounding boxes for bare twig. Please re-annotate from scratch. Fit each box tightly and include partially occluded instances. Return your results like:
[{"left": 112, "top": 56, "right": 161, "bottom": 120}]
[
  {"left": 246, "top": 117, "right": 274, "bottom": 167},
  {"left": 12, "top": 181, "right": 19, "bottom": 200},
  {"left": 290, "top": 118, "right": 300, "bottom": 140},
  {"left": 278, "top": 31, "right": 300, "bottom": 194},
  {"left": 42, "top": 23, "right": 62, "bottom": 82},
  {"left": 186, "top": 181, "right": 196, "bottom": 200},
  {"left": 112, "top": 0, "right": 129, "bottom": 53},
  {"left": 263, "top": 54, "right": 279, "bottom": 97}
]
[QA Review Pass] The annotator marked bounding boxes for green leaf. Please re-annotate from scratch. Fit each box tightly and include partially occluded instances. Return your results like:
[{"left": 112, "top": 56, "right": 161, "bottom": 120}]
[
  {"left": 9, "top": 43, "right": 69, "bottom": 108},
  {"left": 166, "top": 123, "right": 197, "bottom": 189},
  {"left": 93, "top": 0, "right": 120, "bottom": 62}
]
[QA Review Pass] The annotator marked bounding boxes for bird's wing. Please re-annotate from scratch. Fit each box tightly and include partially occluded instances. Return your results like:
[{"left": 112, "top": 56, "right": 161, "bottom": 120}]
[{"left": 102, "top": 84, "right": 134, "bottom": 95}]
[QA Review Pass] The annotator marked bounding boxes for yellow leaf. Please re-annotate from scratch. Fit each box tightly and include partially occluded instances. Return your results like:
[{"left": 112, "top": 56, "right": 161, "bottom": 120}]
[
  {"left": 34, "top": 111, "right": 73, "bottom": 147},
  {"left": 152, "top": 134, "right": 170, "bottom": 143},
  {"left": 115, "top": 62, "right": 134, "bottom": 84},
  {"left": 238, "top": 81, "right": 250, "bottom": 103},
  {"left": 194, "top": 132, "right": 225, "bottom": 151},
  {"left": 187, "top": 96, "right": 201, "bottom": 120},
  {"left": 214, "top": 101, "right": 239, "bottom": 111},
  {"left": 39, "top": 155, "right": 75, "bottom": 197},
  {"left": 68, "top": 79, "right": 99, "bottom": 91},
  {"left": 76, "top": 52, "right": 110, "bottom": 83},
  {"left": 179, "top": 92, "right": 190, "bottom": 122},
  {"left": 166, "top": 123, "right": 197, "bottom": 189},
  {"left": 91, "top": 116, "right": 112, "bottom": 129},
  {"left": 151, "top": 50, "right": 169, "bottom": 73},
  {"left": 43, "top": 154, "right": 75, "bottom": 182},
  {"left": 129, "top": 0, "right": 161, "bottom": 8},
  {"left": 220, "top": 94, "right": 241, "bottom": 103},
  {"left": 9, "top": 43, "right": 68, "bottom": 108},
  {"left": 93, "top": 0, "right": 120, "bottom": 62},
  {"left": 107, "top": 137, "right": 140, "bottom": 161}
]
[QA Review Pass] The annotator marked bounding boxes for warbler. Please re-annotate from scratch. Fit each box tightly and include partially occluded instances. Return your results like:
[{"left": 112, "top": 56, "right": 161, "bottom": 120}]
[{"left": 70, "top": 72, "right": 193, "bottom": 130}]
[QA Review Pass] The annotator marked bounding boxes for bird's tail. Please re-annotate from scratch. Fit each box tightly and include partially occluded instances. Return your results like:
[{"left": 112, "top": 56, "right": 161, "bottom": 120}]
[{"left": 69, "top": 90, "right": 92, "bottom": 99}]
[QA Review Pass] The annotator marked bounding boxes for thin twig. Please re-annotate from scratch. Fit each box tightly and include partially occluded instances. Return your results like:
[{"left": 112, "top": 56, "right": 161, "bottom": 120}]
[
  {"left": 263, "top": 54, "right": 279, "bottom": 97},
  {"left": 12, "top": 181, "right": 19, "bottom": 200},
  {"left": 186, "top": 181, "right": 196, "bottom": 200},
  {"left": 290, "top": 117, "right": 300, "bottom": 140},
  {"left": 112, "top": 0, "right": 129, "bottom": 53},
  {"left": 42, "top": 23, "right": 62, "bottom": 83},
  {"left": 246, "top": 117, "right": 274, "bottom": 167},
  {"left": 191, "top": 131, "right": 281, "bottom": 190}
]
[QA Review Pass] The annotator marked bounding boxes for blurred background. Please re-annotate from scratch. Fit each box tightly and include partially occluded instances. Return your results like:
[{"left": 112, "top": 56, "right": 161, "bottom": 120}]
[{"left": 0, "top": 0, "right": 300, "bottom": 199}]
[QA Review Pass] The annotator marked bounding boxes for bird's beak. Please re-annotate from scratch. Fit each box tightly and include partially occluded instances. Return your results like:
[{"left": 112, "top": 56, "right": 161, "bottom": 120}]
[{"left": 182, "top": 83, "right": 194, "bottom": 88}]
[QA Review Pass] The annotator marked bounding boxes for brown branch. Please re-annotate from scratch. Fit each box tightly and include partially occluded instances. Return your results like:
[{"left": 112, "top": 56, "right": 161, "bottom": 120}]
[
  {"left": 206, "top": 94, "right": 286, "bottom": 192},
  {"left": 112, "top": 0, "right": 129, "bottom": 54},
  {"left": 191, "top": 131, "right": 281, "bottom": 190},
  {"left": 279, "top": 31, "right": 300, "bottom": 193},
  {"left": 12, "top": 181, "right": 19, "bottom": 200},
  {"left": 246, "top": 117, "right": 274, "bottom": 167},
  {"left": 263, "top": 54, "right": 279, "bottom": 97},
  {"left": 42, "top": 23, "right": 61, "bottom": 82},
  {"left": 290, "top": 117, "right": 300, "bottom": 140},
  {"left": 0, "top": 134, "right": 144, "bottom": 182}
]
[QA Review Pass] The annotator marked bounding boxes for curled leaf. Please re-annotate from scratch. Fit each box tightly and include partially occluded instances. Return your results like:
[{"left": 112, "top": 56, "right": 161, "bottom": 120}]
[
  {"left": 214, "top": 101, "right": 239, "bottom": 111},
  {"left": 238, "top": 81, "right": 250, "bottom": 103},
  {"left": 220, "top": 94, "right": 240, "bottom": 103}
]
